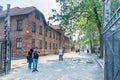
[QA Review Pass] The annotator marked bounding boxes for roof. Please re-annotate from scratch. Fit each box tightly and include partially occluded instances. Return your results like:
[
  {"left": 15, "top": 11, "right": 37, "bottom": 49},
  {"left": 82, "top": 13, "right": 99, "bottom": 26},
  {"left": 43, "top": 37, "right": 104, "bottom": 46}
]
[
  {"left": 50, "top": 25, "right": 60, "bottom": 30},
  {"left": 64, "top": 34, "right": 70, "bottom": 38},
  {"left": 0, "top": 6, "right": 47, "bottom": 26},
  {"left": 0, "top": 6, "right": 35, "bottom": 18},
  {"left": 50, "top": 25, "right": 70, "bottom": 38},
  {"left": 49, "top": 24, "right": 63, "bottom": 34},
  {"left": 48, "top": 25, "right": 61, "bottom": 34}
]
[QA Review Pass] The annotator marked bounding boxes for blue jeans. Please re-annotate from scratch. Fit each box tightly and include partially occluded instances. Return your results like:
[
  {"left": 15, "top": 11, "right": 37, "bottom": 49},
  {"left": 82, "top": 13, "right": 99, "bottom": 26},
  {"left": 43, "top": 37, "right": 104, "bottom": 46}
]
[
  {"left": 33, "top": 58, "right": 38, "bottom": 71},
  {"left": 28, "top": 58, "right": 33, "bottom": 70}
]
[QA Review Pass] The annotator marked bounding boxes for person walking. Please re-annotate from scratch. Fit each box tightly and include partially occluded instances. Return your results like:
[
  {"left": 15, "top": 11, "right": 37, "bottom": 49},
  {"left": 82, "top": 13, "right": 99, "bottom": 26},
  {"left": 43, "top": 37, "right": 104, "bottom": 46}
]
[
  {"left": 32, "top": 47, "right": 39, "bottom": 72},
  {"left": 58, "top": 47, "right": 64, "bottom": 61},
  {"left": 27, "top": 48, "right": 33, "bottom": 70}
]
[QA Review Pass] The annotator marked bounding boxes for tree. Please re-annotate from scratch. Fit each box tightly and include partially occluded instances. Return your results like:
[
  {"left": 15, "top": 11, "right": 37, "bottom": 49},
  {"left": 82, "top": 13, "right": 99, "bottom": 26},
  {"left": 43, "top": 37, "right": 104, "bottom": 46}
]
[{"left": 49, "top": 0, "right": 103, "bottom": 57}]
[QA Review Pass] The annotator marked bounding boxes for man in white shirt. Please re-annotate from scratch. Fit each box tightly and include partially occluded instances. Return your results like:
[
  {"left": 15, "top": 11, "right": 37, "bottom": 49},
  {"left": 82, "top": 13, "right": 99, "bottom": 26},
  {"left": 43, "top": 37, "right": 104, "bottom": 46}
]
[{"left": 58, "top": 47, "right": 64, "bottom": 61}]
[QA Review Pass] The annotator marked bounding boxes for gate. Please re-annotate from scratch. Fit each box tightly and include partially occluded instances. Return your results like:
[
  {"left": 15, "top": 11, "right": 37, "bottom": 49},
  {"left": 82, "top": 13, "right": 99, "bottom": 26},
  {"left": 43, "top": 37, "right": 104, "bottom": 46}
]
[
  {"left": 0, "top": 4, "right": 11, "bottom": 74},
  {"left": 103, "top": 7, "right": 120, "bottom": 80}
]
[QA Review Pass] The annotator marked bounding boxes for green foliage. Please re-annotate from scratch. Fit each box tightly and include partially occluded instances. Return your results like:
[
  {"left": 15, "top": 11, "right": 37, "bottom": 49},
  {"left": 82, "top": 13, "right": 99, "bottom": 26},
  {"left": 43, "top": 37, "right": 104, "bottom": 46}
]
[
  {"left": 111, "top": 0, "right": 120, "bottom": 15},
  {"left": 49, "top": 0, "right": 102, "bottom": 55}
]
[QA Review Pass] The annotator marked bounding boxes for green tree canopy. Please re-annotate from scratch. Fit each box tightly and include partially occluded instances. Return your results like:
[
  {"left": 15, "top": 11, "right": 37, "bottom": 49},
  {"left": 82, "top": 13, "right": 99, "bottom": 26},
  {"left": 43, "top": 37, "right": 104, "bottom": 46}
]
[{"left": 49, "top": 0, "right": 103, "bottom": 57}]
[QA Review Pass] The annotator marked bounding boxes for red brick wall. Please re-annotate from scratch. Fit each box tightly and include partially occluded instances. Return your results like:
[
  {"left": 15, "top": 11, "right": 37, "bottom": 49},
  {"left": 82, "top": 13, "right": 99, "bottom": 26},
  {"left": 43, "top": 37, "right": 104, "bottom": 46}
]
[
  {"left": 0, "top": 11, "right": 71, "bottom": 56},
  {"left": 10, "top": 15, "right": 31, "bottom": 56},
  {"left": 44, "top": 28, "right": 60, "bottom": 54},
  {"left": 0, "top": 19, "right": 5, "bottom": 40}
]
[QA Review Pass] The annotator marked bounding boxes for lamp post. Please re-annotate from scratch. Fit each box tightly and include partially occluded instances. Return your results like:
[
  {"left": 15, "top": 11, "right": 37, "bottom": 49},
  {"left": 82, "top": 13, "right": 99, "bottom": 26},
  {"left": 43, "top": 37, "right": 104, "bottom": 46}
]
[{"left": 4, "top": 4, "right": 11, "bottom": 74}]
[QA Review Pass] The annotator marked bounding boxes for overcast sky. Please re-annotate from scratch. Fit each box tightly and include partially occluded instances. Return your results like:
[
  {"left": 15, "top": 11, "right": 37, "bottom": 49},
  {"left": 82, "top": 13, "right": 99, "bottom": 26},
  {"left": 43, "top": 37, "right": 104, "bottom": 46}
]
[{"left": 0, "top": 0, "right": 61, "bottom": 24}]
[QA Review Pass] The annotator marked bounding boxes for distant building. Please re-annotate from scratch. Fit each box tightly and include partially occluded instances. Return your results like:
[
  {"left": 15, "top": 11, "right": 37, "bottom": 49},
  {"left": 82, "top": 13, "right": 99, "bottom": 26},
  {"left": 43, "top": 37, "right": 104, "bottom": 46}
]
[
  {"left": 74, "top": 42, "right": 80, "bottom": 51},
  {"left": 50, "top": 24, "right": 70, "bottom": 53},
  {"left": 0, "top": 6, "right": 70, "bottom": 56}
]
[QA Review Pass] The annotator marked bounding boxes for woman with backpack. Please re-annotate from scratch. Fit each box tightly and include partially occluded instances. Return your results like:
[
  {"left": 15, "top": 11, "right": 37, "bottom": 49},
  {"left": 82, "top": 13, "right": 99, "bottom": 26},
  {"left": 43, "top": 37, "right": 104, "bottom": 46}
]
[{"left": 27, "top": 48, "right": 33, "bottom": 70}]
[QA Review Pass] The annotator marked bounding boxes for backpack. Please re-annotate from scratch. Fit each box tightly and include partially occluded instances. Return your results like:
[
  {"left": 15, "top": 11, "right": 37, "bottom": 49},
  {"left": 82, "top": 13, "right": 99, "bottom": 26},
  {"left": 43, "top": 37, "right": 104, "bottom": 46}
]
[{"left": 26, "top": 55, "right": 30, "bottom": 61}]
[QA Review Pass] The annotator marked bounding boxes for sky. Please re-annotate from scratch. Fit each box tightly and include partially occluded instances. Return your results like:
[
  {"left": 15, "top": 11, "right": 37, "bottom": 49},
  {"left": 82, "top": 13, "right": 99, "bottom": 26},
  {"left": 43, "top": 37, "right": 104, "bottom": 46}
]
[{"left": 0, "top": 0, "right": 61, "bottom": 24}]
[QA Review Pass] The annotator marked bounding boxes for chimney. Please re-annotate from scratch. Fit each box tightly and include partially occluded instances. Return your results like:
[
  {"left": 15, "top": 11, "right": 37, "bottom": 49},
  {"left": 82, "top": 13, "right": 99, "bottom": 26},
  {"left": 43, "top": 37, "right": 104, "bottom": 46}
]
[
  {"left": 50, "top": 23, "right": 52, "bottom": 26},
  {"left": 47, "top": 21, "right": 49, "bottom": 25},
  {"left": 0, "top": 6, "right": 3, "bottom": 12}
]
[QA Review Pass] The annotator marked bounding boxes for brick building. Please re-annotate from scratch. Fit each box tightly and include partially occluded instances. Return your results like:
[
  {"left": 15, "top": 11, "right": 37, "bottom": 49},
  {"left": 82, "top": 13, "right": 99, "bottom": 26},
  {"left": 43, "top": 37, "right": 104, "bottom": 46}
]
[
  {"left": 50, "top": 24, "right": 70, "bottom": 53},
  {"left": 0, "top": 6, "right": 70, "bottom": 56}
]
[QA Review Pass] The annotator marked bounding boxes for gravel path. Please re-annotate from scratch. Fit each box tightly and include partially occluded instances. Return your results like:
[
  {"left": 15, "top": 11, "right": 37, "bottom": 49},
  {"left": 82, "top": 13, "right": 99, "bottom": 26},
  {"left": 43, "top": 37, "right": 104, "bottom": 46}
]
[{"left": 0, "top": 52, "right": 103, "bottom": 80}]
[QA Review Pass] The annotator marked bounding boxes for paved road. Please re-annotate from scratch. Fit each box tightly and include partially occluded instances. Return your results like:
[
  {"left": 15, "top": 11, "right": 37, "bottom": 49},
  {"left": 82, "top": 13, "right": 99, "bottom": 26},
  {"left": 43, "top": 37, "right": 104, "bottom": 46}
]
[{"left": 0, "top": 52, "right": 104, "bottom": 80}]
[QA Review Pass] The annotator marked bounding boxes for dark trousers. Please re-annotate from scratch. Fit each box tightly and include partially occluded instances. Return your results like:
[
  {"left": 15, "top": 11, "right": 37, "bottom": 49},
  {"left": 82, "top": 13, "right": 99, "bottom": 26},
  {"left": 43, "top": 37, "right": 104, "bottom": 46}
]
[{"left": 59, "top": 55, "right": 63, "bottom": 61}]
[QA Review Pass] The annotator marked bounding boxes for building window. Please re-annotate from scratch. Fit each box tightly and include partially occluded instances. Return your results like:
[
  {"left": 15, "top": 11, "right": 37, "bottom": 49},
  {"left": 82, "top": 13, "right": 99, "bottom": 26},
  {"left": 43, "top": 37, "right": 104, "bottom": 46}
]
[
  {"left": 58, "top": 35, "right": 60, "bottom": 41},
  {"left": 16, "top": 38, "right": 22, "bottom": 49},
  {"left": 17, "top": 19, "right": 22, "bottom": 31},
  {"left": 49, "top": 42, "right": 51, "bottom": 49},
  {"left": 53, "top": 43, "right": 55, "bottom": 49},
  {"left": 39, "top": 26, "right": 42, "bottom": 35},
  {"left": 55, "top": 33, "right": 56, "bottom": 39},
  {"left": 32, "top": 39, "right": 35, "bottom": 48},
  {"left": 35, "top": 14, "right": 40, "bottom": 20},
  {"left": 39, "top": 40, "right": 42, "bottom": 49},
  {"left": 56, "top": 34, "right": 58, "bottom": 40},
  {"left": 45, "top": 41, "right": 47, "bottom": 49},
  {"left": 32, "top": 22, "right": 36, "bottom": 33},
  {"left": 56, "top": 44, "right": 57, "bottom": 49},
  {"left": 53, "top": 32, "right": 55, "bottom": 39},
  {"left": 44, "top": 27, "right": 47, "bottom": 37},
  {"left": 49, "top": 30, "right": 51, "bottom": 38}
]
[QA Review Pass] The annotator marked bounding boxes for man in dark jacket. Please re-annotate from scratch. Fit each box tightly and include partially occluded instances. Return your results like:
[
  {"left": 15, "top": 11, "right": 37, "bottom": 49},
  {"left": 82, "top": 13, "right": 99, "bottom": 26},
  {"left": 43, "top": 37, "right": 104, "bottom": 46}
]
[{"left": 32, "top": 47, "right": 39, "bottom": 72}]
